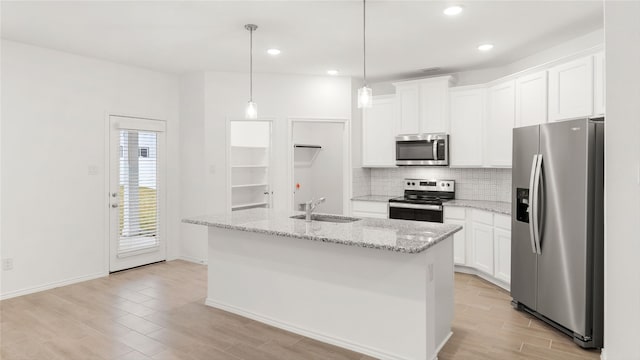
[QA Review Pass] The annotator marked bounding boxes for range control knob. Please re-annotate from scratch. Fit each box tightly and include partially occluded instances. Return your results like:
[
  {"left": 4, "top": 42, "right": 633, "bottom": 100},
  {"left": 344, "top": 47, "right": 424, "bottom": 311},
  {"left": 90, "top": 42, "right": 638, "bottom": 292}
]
[
  {"left": 412, "top": 182, "right": 416, "bottom": 186},
  {"left": 447, "top": 183, "right": 451, "bottom": 187},
  {"left": 407, "top": 182, "right": 411, "bottom": 186},
  {"left": 441, "top": 182, "right": 445, "bottom": 187}
]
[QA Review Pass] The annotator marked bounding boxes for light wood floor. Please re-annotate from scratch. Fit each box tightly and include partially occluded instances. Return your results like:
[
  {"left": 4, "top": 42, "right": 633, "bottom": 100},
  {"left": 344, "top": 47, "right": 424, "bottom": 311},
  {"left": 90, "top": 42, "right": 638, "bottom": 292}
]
[{"left": 0, "top": 260, "right": 601, "bottom": 360}]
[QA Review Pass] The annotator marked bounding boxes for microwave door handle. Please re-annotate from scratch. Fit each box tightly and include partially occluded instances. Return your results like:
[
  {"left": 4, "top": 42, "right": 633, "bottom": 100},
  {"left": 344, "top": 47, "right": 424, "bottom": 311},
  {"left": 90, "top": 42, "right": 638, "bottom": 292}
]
[
  {"left": 432, "top": 140, "right": 438, "bottom": 160},
  {"left": 527, "top": 154, "right": 539, "bottom": 254}
]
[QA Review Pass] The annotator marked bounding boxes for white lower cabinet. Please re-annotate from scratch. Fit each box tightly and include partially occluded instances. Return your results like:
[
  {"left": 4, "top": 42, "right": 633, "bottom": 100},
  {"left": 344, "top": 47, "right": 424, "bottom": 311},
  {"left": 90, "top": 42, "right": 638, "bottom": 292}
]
[
  {"left": 493, "top": 228, "right": 511, "bottom": 283},
  {"left": 449, "top": 219, "right": 466, "bottom": 265},
  {"left": 351, "top": 200, "right": 388, "bottom": 219},
  {"left": 445, "top": 206, "right": 511, "bottom": 289},
  {"left": 444, "top": 206, "right": 466, "bottom": 265},
  {"left": 471, "top": 221, "right": 494, "bottom": 275}
]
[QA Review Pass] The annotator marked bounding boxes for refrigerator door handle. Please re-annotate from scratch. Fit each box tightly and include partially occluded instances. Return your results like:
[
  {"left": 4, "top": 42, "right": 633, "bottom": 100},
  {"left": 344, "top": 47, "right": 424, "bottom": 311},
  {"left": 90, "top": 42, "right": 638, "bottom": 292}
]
[
  {"left": 528, "top": 154, "right": 539, "bottom": 254},
  {"left": 532, "top": 154, "right": 543, "bottom": 255}
]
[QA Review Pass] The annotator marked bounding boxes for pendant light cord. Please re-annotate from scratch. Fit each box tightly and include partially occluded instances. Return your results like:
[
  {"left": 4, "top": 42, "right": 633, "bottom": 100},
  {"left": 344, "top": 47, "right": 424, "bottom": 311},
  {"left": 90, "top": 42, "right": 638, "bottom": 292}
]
[
  {"left": 249, "top": 27, "right": 253, "bottom": 102},
  {"left": 363, "top": 0, "right": 367, "bottom": 86}
]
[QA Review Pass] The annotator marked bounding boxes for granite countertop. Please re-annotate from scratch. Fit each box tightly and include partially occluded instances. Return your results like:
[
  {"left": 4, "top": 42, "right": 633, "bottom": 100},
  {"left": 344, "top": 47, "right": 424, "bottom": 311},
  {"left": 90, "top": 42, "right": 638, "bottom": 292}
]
[
  {"left": 183, "top": 208, "right": 462, "bottom": 254},
  {"left": 444, "top": 200, "right": 511, "bottom": 215},
  {"left": 351, "top": 195, "right": 397, "bottom": 202}
]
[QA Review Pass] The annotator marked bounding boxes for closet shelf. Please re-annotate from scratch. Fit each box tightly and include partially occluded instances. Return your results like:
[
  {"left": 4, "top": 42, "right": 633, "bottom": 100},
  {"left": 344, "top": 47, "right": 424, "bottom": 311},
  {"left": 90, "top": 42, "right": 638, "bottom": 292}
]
[{"left": 231, "top": 183, "right": 269, "bottom": 189}]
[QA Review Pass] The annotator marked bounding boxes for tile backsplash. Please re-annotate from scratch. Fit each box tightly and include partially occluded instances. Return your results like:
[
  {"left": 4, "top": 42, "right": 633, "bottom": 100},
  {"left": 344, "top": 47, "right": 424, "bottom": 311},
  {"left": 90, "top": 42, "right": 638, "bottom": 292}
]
[
  {"left": 352, "top": 168, "right": 372, "bottom": 197},
  {"left": 364, "top": 167, "right": 511, "bottom": 203}
]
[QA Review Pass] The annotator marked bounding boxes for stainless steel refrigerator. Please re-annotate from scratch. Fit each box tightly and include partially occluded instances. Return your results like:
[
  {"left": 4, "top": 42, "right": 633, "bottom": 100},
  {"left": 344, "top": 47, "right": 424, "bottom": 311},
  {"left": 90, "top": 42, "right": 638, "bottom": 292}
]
[{"left": 511, "top": 117, "right": 604, "bottom": 349}]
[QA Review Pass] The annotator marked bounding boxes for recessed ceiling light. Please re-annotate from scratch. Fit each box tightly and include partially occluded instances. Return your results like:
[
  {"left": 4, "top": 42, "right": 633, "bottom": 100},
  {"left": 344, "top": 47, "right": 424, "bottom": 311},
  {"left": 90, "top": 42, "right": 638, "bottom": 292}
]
[
  {"left": 443, "top": 6, "right": 463, "bottom": 16},
  {"left": 478, "top": 43, "right": 494, "bottom": 52},
  {"left": 267, "top": 48, "right": 281, "bottom": 56},
  {"left": 327, "top": 69, "right": 339, "bottom": 76}
]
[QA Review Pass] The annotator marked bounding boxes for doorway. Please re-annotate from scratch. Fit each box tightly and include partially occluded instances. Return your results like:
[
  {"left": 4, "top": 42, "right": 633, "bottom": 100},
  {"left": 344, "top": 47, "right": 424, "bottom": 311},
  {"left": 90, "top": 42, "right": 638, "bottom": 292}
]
[
  {"left": 108, "top": 115, "right": 167, "bottom": 272},
  {"left": 228, "top": 119, "right": 273, "bottom": 211},
  {"left": 290, "top": 120, "right": 348, "bottom": 215}
]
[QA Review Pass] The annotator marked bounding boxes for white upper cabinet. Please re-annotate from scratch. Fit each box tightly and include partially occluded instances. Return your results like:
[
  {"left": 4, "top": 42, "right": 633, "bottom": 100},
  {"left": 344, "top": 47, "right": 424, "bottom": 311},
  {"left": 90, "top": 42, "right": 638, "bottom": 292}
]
[
  {"left": 449, "top": 87, "right": 485, "bottom": 167},
  {"left": 419, "top": 78, "right": 450, "bottom": 133},
  {"left": 394, "top": 84, "right": 420, "bottom": 134},
  {"left": 593, "top": 52, "right": 605, "bottom": 116},
  {"left": 394, "top": 76, "right": 452, "bottom": 135},
  {"left": 486, "top": 80, "right": 515, "bottom": 167},
  {"left": 515, "top": 70, "right": 548, "bottom": 127},
  {"left": 548, "top": 56, "right": 594, "bottom": 121},
  {"left": 362, "top": 95, "right": 397, "bottom": 167}
]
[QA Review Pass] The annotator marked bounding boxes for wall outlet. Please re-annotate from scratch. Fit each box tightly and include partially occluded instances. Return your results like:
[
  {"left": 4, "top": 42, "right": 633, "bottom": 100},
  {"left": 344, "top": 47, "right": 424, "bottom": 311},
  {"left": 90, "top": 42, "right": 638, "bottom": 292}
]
[{"left": 2, "top": 258, "right": 14, "bottom": 271}]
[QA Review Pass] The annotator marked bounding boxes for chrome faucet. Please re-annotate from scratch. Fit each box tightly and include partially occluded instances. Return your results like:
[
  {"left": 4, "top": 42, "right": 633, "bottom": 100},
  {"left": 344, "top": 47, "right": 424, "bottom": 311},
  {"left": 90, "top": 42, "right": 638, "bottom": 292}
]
[{"left": 305, "top": 197, "right": 326, "bottom": 222}]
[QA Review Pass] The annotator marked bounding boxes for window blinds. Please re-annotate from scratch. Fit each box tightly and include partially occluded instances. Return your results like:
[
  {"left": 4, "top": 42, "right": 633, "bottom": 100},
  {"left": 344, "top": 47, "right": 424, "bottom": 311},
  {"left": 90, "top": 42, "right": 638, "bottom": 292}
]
[{"left": 118, "top": 130, "right": 160, "bottom": 257}]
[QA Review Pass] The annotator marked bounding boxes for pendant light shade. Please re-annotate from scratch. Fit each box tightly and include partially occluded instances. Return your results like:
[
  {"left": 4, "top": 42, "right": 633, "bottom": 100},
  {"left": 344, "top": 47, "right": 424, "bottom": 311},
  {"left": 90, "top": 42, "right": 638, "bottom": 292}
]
[
  {"left": 245, "top": 24, "right": 258, "bottom": 119},
  {"left": 357, "top": 86, "right": 372, "bottom": 108},
  {"left": 245, "top": 101, "right": 258, "bottom": 119},
  {"left": 357, "top": 0, "right": 372, "bottom": 109}
]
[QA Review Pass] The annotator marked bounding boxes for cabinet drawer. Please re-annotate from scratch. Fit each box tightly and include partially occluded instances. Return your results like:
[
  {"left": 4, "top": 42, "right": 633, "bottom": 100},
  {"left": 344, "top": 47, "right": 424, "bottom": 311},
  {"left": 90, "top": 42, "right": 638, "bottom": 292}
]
[
  {"left": 444, "top": 206, "right": 466, "bottom": 220},
  {"left": 353, "top": 211, "right": 387, "bottom": 219},
  {"left": 352, "top": 200, "right": 388, "bottom": 215},
  {"left": 472, "top": 209, "right": 493, "bottom": 226},
  {"left": 494, "top": 214, "right": 511, "bottom": 231}
]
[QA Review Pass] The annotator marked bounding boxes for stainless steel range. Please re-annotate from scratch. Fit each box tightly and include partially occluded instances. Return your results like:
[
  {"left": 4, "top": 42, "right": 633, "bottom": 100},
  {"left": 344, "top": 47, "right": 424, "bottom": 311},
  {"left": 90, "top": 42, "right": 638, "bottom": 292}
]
[{"left": 388, "top": 179, "right": 455, "bottom": 223}]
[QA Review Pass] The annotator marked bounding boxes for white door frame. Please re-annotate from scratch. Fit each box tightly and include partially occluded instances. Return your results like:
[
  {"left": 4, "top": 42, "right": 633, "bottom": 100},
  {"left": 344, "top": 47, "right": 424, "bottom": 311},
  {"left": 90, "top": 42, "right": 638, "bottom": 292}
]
[
  {"left": 225, "top": 117, "right": 276, "bottom": 212},
  {"left": 287, "top": 117, "right": 352, "bottom": 215},
  {"left": 105, "top": 114, "right": 168, "bottom": 273}
]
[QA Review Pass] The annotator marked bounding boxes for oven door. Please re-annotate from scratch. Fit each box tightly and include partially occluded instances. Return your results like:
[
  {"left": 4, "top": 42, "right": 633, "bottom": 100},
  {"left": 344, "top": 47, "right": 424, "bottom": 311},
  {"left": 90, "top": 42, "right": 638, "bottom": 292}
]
[
  {"left": 395, "top": 134, "right": 448, "bottom": 166},
  {"left": 388, "top": 203, "right": 444, "bottom": 223}
]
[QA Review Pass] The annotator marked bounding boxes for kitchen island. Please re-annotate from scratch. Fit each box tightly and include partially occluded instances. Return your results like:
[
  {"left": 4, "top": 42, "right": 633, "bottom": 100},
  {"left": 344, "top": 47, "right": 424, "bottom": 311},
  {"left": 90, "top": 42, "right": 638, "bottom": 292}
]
[{"left": 183, "top": 209, "right": 462, "bottom": 360}]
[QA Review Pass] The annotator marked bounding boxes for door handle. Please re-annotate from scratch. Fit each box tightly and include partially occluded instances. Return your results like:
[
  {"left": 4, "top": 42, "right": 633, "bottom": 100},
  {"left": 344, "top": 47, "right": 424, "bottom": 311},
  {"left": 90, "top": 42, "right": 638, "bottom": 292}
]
[
  {"left": 532, "top": 154, "right": 543, "bottom": 255},
  {"left": 432, "top": 140, "right": 438, "bottom": 160},
  {"left": 111, "top": 204, "right": 119, "bottom": 208},
  {"left": 528, "top": 154, "right": 539, "bottom": 254}
]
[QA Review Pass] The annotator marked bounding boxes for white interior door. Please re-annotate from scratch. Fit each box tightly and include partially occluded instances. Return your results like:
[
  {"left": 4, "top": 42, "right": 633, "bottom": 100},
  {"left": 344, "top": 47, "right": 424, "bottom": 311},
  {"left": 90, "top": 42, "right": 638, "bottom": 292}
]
[{"left": 109, "top": 116, "right": 166, "bottom": 272}]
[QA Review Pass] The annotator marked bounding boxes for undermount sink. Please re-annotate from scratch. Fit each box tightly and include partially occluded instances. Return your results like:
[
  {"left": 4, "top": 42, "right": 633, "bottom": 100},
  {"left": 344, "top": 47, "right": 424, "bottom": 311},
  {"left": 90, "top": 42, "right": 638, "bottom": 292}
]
[{"left": 290, "top": 214, "right": 361, "bottom": 223}]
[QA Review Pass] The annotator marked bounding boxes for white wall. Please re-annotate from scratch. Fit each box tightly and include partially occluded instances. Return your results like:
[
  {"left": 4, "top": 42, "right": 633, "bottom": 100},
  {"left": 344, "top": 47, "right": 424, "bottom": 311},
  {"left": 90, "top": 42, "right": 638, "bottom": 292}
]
[
  {"left": 293, "top": 122, "right": 345, "bottom": 214},
  {"left": 0, "top": 40, "right": 180, "bottom": 298},
  {"left": 179, "top": 72, "right": 351, "bottom": 263},
  {"left": 603, "top": 2, "right": 640, "bottom": 359},
  {"left": 178, "top": 72, "right": 207, "bottom": 264}
]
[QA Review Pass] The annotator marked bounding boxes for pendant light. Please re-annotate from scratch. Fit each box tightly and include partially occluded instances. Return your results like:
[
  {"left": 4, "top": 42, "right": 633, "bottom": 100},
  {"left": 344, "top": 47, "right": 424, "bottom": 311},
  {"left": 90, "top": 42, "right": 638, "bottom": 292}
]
[
  {"left": 245, "top": 24, "right": 258, "bottom": 119},
  {"left": 357, "top": 0, "right": 372, "bottom": 108}
]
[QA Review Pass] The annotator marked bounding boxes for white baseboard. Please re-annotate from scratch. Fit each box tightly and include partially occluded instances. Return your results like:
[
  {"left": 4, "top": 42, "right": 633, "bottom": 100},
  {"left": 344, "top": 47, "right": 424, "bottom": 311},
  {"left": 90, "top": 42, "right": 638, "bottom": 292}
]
[
  {"left": 178, "top": 255, "right": 207, "bottom": 265},
  {"left": 600, "top": 348, "right": 606, "bottom": 360},
  {"left": 205, "top": 298, "right": 431, "bottom": 360},
  {"left": 432, "top": 331, "right": 453, "bottom": 360},
  {"left": 455, "top": 265, "right": 510, "bottom": 291},
  {"left": 0, "top": 271, "right": 107, "bottom": 300}
]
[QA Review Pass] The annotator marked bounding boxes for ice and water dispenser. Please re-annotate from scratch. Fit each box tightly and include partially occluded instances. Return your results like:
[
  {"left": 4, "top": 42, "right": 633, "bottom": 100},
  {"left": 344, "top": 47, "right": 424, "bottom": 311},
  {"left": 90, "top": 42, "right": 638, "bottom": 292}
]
[{"left": 516, "top": 188, "right": 530, "bottom": 223}]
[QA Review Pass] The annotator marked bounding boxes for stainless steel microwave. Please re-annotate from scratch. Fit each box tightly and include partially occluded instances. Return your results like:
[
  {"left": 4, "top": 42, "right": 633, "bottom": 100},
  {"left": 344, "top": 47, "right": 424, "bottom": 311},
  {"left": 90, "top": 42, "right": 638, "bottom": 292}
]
[{"left": 395, "top": 133, "right": 449, "bottom": 166}]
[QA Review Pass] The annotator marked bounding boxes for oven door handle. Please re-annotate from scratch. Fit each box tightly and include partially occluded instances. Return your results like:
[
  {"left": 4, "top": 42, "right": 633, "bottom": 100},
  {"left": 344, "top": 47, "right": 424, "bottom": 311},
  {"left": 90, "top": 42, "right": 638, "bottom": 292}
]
[{"left": 388, "top": 202, "right": 442, "bottom": 211}]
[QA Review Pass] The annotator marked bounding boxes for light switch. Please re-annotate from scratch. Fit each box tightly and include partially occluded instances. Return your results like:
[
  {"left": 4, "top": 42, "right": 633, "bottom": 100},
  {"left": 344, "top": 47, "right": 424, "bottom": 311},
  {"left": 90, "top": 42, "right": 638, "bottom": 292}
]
[{"left": 88, "top": 165, "right": 99, "bottom": 175}]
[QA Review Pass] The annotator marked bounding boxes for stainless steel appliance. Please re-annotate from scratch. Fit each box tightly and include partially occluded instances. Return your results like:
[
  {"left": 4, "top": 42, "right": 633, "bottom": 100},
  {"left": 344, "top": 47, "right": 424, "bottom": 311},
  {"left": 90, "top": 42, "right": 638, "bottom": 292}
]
[
  {"left": 396, "top": 133, "right": 449, "bottom": 166},
  {"left": 511, "top": 118, "right": 604, "bottom": 349},
  {"left": 388, "top": 179, "right": 455, "bottom": 223}
]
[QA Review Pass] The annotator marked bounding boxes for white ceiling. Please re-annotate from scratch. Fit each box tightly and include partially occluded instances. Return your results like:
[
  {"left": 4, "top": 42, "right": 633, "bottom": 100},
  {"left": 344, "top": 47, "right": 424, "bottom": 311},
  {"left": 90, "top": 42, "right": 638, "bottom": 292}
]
[{"left": 1, "top": 1, "right": 603, "bottom": 80}]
